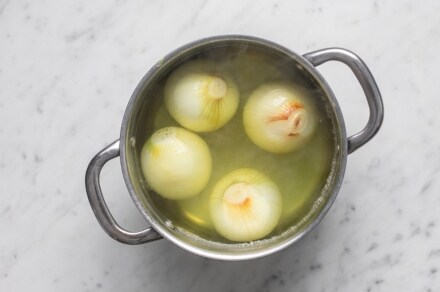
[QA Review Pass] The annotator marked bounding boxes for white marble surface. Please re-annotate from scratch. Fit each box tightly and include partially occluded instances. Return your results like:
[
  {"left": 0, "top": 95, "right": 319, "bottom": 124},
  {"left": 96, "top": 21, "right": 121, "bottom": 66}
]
[{"left": 1, "top": 0, "right": 439, "bottom": 291}]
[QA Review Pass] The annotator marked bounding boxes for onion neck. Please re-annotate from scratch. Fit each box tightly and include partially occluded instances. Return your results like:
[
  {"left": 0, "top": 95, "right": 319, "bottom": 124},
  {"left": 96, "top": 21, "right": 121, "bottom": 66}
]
[
  {"left": 223, "top": 182, "right": 252, "bottom": 208},
  {"left": 267, "top": 107, "right": 308, "bottom": 138},
  {"left": 287, "top": 109, "right": 307, "bottom": 136},
  {"left": 207, "top": 75, "right": 228, "bottom": 99}
]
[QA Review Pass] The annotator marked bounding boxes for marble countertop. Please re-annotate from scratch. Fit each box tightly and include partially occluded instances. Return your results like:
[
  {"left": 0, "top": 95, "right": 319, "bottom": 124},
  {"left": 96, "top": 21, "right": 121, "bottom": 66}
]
[{"left": 1, "top": 0, "right": 439, "bottom": 291}]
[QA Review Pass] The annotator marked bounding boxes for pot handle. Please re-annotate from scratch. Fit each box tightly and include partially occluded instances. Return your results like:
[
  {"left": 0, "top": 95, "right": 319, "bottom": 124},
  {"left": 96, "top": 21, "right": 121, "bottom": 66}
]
[
  {"left": 85, "top": 140, "right": 162, "bottom": 244},
  {"left": 303, "top": 48, "right": 384, "bottom": 154}
]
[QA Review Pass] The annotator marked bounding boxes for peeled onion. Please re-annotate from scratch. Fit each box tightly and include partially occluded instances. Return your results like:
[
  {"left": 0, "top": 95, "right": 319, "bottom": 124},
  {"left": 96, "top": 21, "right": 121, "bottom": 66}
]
[
  {"left": 140, "top": 127, "right": 212, "bottom": 200},
  {"left": 243, "top": 82, "right": 318, "bottom": 153},
  {"left": 164, "top": 60, "right": 240, "bottom": 132},
  {"left": 210, "top": 168, "right": 282, "bottom": 242}
]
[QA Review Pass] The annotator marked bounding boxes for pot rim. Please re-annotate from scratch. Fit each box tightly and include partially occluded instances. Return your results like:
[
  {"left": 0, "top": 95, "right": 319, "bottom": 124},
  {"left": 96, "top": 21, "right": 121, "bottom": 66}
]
[{"left": 119, "top": 34, "right": 348, "bottom": 261}]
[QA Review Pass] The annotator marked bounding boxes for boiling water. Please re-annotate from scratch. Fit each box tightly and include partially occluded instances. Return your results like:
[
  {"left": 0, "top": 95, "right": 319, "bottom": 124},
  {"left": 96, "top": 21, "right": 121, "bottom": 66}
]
[{"left": 135, "top": 50, "right": 337, "bottom": 243}]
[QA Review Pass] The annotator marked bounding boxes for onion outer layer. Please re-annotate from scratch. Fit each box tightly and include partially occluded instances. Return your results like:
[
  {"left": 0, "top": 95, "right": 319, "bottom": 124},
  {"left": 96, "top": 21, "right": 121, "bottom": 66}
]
[
  {"left": 140, "top": 127, "right": 212, "bottom": 200},
  {"left": 165, "top": 60, "right": 240, "bottom": 132},
  {"left": 243, "top": 82, "right": 318, "bottom": 153},
  {"left": 210, "top": 168, "right": 282, "bottom": 242}
]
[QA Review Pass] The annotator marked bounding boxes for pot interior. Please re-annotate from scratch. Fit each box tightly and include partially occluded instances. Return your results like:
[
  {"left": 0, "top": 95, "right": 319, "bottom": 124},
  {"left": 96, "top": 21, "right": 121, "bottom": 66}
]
[{"left": 121, "top": 36, "right": 346, "bottom": 260}]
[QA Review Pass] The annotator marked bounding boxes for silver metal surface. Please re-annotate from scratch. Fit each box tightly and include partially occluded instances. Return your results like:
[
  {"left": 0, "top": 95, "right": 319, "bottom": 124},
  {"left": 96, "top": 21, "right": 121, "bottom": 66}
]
[
  {"left": 85, "top": 140, "right": 162, "bottom": 244},
  {"left": 303, "top": 48, "right": 384, "bottom": 154},
  {"left": 86, "top": 35, "right": 383, "bottom": 261},
  {"left": 119, "top": 35, "right": 348, "bottom": 260}
]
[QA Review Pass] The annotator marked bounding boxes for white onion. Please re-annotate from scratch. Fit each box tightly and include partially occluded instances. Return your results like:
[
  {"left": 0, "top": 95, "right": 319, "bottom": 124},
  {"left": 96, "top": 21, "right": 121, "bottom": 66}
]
[
  {"left": 243, "top": 82, "right": 318, "bottom": 153},
  {"left": 210, "top": 168, "right": 282, "bottom": 242},
  {"left": 140, "top": 127, "right": 212, "bottom": 200},
  {"left": 164, "top": 60, "right": 240, "bottom": 132}
]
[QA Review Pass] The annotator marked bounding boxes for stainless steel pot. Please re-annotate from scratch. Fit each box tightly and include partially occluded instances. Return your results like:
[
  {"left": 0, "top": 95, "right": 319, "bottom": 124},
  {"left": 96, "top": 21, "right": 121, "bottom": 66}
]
[{"left": 85, "top": 35, "right": 383, "bottom": 261}]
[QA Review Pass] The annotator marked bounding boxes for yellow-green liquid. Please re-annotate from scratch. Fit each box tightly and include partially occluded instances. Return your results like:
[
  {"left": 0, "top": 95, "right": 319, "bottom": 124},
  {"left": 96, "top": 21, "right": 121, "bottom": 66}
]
[{"left": 138, "top": 51, "right": 336, "bottom": 243}]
